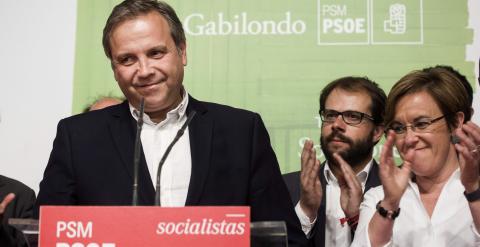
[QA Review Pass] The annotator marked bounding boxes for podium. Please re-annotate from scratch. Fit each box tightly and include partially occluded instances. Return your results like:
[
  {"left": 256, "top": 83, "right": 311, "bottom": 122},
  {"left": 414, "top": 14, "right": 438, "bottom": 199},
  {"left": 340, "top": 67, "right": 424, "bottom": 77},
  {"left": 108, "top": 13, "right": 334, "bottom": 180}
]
[
  {"left": 9, "top": 206, "right": 288, "bottom": 247},
  {"left": 8, "top": 218, "right": 38, "bottom": 247},
  {"left": 251, "top": 221, "right": 288, "bottom": 247}
]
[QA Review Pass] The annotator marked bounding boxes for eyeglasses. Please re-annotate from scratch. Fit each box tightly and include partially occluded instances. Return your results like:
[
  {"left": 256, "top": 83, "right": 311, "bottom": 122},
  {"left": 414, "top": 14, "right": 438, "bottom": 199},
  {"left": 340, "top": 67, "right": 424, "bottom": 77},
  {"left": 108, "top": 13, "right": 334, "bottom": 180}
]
[
  {"left": 319, "top": 109, "right": 374, "bottom": 126},
  {"left": 387, "top": 115, "right": 446, "bottom": 135}
]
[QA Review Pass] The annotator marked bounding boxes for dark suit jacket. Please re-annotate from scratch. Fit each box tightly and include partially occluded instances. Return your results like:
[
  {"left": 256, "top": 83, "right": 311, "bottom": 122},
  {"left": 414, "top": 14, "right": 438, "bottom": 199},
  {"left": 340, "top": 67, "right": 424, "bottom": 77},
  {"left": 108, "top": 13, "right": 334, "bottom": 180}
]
[
  {"left": 35, "top": 96, "right": 307, "bottom": 246},
  {"left": 0, "top": 175, "right": 36, "bottom": 247},
  {"left": 283, "top": 161, "right": 380, "bottom": 247}
]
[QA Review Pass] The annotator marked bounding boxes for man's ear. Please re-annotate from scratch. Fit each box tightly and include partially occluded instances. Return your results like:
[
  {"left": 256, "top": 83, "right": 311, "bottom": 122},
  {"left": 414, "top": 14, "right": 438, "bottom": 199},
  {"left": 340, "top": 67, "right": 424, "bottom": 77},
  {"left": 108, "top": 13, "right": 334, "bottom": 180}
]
[
  {"left": 179, "top": 43, "right": 187, "bottom": 66},
  {"left": 112, "top": 62, "right": 119, "bottom": 82}
]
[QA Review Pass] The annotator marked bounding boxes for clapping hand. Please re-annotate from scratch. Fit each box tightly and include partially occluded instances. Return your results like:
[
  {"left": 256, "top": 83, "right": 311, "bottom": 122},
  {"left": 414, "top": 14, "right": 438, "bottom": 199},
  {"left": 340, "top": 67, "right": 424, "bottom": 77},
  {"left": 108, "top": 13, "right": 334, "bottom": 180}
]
[
  {"left": 299, "top": 140, "right": 322, "bottom": 221},
  {"left": 454, "top": 121, "right": 480, "bottom": 193},
  {"left": 379, "top": 131, "right": 413, "bottom": 209},
  {"left": 334, "top": 153, "right": 363, "bottom": 218}
]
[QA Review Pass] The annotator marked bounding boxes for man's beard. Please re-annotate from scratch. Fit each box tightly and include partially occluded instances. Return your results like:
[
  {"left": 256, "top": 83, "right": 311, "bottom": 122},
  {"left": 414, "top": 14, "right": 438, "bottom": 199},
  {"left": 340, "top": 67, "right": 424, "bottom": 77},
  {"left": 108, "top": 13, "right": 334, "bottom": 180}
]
[{"left": 320, "top": 129, "right": 374, "bottom": 169}]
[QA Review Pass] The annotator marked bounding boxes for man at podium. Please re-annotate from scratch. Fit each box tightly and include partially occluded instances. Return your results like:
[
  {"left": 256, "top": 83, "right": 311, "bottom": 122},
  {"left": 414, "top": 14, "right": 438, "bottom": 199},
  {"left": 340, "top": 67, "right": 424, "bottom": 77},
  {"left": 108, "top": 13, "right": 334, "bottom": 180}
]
[{"left": 34, "top": 0, "right": 306, "bottom": 246}]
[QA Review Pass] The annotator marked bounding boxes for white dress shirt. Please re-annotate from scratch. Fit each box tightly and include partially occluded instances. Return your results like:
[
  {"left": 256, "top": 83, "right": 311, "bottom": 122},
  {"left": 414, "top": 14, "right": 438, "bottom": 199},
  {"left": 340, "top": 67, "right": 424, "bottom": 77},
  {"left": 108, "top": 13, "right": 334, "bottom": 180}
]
[
  {"left": 352, "top": 168, "right": 480, "bottom": 247},
  {"left": 296, "top": 160, "right": 373, "bottom": 247},
  {"left": 130, "top": 89, "right": 191, "bottom": 207}
]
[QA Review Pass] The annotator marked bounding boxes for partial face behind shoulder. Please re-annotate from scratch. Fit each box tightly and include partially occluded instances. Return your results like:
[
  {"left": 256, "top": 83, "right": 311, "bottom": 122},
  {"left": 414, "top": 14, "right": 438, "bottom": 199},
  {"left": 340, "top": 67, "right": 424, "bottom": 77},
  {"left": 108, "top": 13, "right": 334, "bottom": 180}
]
[{"left": 109, "top": 11, "right": 187, "bottom": 115}]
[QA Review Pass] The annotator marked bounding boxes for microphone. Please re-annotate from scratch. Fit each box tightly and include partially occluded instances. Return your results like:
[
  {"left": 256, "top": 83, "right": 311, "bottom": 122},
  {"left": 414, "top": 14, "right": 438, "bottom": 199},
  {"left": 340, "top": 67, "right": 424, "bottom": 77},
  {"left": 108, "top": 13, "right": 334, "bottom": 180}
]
[
  {"left": 132, "top": 98, "right": 145, "bottom": 206},
  {"left": 154, "top": 110, "right": 196, "bottom": 206}
]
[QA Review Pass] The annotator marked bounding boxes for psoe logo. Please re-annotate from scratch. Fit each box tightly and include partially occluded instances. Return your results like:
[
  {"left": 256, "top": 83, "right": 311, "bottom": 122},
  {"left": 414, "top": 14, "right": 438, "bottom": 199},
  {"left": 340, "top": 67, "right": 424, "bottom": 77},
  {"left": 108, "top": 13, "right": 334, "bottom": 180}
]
[{"left": 184, "top": 12, "right": 306, "bottom": 36}]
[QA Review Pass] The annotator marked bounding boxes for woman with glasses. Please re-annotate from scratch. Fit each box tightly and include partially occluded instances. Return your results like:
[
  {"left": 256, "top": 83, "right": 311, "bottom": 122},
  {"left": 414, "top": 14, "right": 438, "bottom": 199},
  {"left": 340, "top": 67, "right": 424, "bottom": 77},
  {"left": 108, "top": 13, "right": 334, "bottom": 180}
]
[{"left": 351, "top": 66, "right": 480, "bottom": 247}]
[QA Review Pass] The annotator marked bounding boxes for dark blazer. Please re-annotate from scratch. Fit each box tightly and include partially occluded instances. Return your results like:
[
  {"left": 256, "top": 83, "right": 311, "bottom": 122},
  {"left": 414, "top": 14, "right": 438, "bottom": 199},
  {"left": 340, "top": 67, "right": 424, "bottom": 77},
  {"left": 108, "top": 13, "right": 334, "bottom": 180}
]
[
  {"left": 283, "top": 161, "right": 380, "bottom": 247},
  {"left": 35, "top": 96, "right": 307, "bottom": 246},
  {"left": 0, "top": 175, "right": 36, "bottom": 247}
]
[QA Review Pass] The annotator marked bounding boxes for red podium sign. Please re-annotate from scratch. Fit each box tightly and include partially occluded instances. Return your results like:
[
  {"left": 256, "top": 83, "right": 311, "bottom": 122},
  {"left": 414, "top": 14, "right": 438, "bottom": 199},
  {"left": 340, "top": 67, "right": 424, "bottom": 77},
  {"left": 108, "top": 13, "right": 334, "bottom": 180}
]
[{"left": 39, "top": 206, "right": 250, "bottom": 247}]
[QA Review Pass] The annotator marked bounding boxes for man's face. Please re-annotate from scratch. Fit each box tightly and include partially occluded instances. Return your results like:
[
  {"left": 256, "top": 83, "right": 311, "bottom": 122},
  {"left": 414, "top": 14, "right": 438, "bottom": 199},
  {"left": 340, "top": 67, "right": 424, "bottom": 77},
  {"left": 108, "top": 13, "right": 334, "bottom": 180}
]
[
  {"left": 109, "top": 12, "right": 186, "bottom": 117},
  {"left": 320, "top": 88, "right": 382, "bottom": 167}
]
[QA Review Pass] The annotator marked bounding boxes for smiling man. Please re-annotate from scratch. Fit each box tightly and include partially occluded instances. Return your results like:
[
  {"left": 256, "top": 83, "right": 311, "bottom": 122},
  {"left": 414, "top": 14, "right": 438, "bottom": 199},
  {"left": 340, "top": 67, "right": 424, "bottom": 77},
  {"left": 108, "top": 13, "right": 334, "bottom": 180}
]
[
  {"left": 35, "top": 0, "right": 306, "bottom": 245},
  {"left": 284, "top": 76, "right": 386, "bottom": 247}
]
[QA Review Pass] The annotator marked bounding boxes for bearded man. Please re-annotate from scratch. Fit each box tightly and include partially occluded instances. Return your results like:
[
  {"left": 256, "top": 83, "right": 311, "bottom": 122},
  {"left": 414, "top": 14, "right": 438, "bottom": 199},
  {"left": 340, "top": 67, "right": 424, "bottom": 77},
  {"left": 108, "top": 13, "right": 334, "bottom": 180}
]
[{"left": 284, "top": 76, "right": 386, "bottom": 247}]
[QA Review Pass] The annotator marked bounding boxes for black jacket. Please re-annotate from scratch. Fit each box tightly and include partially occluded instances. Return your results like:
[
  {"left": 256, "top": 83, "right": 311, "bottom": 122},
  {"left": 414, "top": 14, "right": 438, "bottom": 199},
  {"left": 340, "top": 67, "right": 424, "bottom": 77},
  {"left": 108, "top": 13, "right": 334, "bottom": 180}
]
[
  {"left": 0, "top": 175, "right": 35, "bottom": 247},
  {"left": 35, "top": 96, "right": 307, "bottom": 246}
]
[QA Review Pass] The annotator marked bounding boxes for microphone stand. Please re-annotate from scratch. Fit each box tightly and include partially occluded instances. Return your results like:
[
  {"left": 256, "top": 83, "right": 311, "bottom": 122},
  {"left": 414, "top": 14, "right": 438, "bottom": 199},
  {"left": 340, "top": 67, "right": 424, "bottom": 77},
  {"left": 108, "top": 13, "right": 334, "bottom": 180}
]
[
  {"left": 154, "top": 110, "right": 196, "bottom": 206},
  {"left": 132, "top": 98, "right": 145, "bottom": 206}
]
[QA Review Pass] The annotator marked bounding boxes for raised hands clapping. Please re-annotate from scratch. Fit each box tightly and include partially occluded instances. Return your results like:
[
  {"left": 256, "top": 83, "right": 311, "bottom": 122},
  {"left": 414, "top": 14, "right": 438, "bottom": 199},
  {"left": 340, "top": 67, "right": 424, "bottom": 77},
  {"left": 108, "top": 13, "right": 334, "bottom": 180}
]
[
  {"left": 299, "top": 140, "right": 322, "bottom": 221},
  {"left": 454, "top": 121, "right": 480, "bottom": 193},
  {"left": 378, "top": 131, "right": 413, "bottom": 209}
]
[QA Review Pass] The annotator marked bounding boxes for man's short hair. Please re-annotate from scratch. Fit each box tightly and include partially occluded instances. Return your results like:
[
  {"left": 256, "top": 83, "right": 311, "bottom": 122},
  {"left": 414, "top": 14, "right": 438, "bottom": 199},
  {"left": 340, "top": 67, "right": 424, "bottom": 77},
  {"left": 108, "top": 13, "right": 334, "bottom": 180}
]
[
  {"left": 319, "top": 76, "right": 387, "bottom": 125},
  {"left": 102, "top": 0, "right": 186, "bottom": 59}
]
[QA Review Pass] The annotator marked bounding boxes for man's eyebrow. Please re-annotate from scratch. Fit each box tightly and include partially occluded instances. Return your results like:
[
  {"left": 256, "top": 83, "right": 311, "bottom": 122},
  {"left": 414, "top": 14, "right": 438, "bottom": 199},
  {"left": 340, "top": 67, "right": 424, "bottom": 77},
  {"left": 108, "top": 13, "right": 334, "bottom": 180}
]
[
  {"left": 114, "top": 52, "right": 132, "bottom": 60},
  {"left": 148, "top": 45, "right": 168, "bottom": 52}
]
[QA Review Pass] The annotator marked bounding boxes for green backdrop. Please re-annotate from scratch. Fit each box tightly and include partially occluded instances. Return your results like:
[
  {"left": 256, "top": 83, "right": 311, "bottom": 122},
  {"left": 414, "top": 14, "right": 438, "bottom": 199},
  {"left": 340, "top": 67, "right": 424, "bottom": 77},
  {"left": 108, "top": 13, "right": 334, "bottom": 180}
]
[{"left": 72, "top": 0, "right": 475, "bottom": 173}]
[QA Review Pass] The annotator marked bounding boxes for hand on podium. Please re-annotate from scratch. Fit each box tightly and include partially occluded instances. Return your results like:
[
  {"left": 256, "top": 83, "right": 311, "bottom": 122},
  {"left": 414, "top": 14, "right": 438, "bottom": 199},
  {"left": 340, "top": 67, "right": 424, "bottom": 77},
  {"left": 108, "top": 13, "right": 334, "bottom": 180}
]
[{"left": 0, "top": 193, "right": 15, "bottom": 220}]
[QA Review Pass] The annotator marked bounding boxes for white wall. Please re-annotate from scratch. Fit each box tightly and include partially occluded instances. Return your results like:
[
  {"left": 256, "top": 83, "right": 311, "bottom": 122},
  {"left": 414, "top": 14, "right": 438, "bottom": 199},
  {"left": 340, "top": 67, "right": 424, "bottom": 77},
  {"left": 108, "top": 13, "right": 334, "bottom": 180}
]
[
  {"left": 0, "top": 0, "right": 77, "bottom": 192},
  {"left": 468, "top": 0, "right": 480, "bottom": 124}
]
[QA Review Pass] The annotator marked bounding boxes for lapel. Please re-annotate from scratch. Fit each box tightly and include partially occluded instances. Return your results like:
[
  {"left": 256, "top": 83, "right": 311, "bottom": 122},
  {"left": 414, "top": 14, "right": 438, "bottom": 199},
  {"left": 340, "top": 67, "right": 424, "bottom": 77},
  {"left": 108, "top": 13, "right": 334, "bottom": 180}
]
[
  {"left": 107, "top": 101, "right": 155, "bottom": 205},
  {"left": 185, "top": 96, "right": 213, "bottom": 205},
  {"left": 365, "top": 160, "right": 381, "bottom": 191}
]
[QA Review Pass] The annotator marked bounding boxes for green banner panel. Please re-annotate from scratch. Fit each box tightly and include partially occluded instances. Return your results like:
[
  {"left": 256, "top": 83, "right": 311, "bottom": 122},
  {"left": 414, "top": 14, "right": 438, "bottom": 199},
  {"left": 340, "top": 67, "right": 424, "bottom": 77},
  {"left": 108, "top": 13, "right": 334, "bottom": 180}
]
[{"left": 73, "top": 0, "right": 474, "bottom": 173}]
